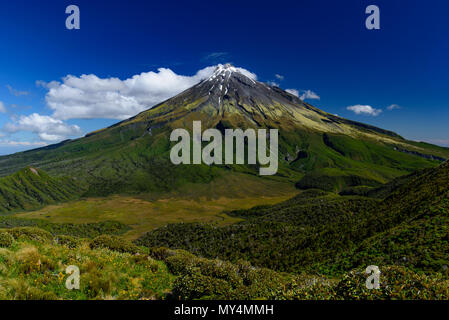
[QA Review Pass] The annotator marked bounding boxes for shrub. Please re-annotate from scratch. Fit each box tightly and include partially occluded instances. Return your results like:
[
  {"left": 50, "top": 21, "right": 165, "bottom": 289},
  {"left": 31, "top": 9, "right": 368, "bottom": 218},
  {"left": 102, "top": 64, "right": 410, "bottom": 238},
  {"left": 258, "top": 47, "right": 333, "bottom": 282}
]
[
  {"left": 130, "top": 254, "right": 159, "bottom": 272},
  {"left": 89, "top": 235, "right": 139, "bottom": 254},
  {"left": 334, "top": 265, "right": 449, "bottom": 300},
  {"left": 55, "top": 235, "right": 80, "bottom": 248},
  {"left": 82, "top": 269, "right": 116, "bottom": 298},
  {"left": 2, "top": 279, "right": 57, "bottom": 300},
  {"left": 196, "top": 258, "right": 242, "bottom": 287},
  {"left": 165, "top": 251, "right": 197, "bottom": 275},
  {"left": 165, "top": 251, "right": 303, "bottom": 300},
  {"left": 15, "top": 246, "right": 56, "bottom": 274},
  {"left": 0, "top": 232, "right": 14, "bottom": 248},
  {"left": 172, "top": 268, "right": 233, "bottom": 299},
  {"left": 147, "top": 247, "right": 177, "bottom": 261},
  {"left": 5, "top": 227, "right": 53, "bottom": 243}
]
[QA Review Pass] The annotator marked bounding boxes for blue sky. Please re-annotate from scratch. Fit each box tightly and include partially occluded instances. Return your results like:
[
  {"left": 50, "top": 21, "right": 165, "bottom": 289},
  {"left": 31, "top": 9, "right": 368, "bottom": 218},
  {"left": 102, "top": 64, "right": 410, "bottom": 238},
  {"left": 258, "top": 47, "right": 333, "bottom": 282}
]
[{"left": 0, "top": 0, "right": 448, "bottom": 155}]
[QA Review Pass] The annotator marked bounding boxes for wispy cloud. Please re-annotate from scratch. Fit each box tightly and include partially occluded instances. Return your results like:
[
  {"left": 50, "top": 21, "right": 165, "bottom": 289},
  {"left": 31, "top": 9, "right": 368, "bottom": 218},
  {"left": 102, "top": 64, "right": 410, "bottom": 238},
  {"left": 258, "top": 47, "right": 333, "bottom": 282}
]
[
  {"left": 36, "top": 80, "right": 60, "bottom": 89},
  {"left": 0, "top": 139, "right": 47, "bottom": 147},
  {"left": 275, "top": 74, "right": 284, "bottom": 80},
  {"left": 6, "top": 85, "right": 29, "bottom": 97},
  {"left": 286, "top": 89, "right": 320, "bottom": 101},
  {"left": 286, "top": 89, "right": 299, "bottom": 97},
  {"left": 347, "top": 104, "right": 382, "bottom": 116},
  {"left": 387, "top": 104, "right": 401, "bottom": 111},
  {"left": 299, "top": 90, "right": 320, "bottom": 101},
  {"left": 0, "top": 101, "right": 6, "bottom": 113},
  {"left": 204, "top": 52, "right": 229, "bottom": 62},
  {"left": 417, "top": 138, "right": 449, "bottom": 147}
]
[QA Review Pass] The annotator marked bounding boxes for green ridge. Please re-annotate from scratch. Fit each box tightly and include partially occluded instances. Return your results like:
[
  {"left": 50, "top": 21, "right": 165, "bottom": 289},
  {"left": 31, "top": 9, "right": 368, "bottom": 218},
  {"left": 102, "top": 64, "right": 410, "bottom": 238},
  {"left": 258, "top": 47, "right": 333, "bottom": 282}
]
[{"left": 0, "top": 167, "right": 85, "bottom": 213}]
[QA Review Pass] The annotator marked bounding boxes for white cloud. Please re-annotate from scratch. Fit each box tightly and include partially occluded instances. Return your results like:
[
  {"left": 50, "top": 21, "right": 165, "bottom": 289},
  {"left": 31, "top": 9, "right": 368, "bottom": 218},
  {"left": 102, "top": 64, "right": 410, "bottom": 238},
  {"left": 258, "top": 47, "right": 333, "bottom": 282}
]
[
  {"left": 230, "top": 67, "right": 257, "bottom": 81},
  {"left": 6, "top": 85, "right": 29, "bottom": 96},
  {"left": 299, "top": 90, "right": 320, "bottom": 101},
  {"left": 0, "top": 139, "right": 47, "bottom": 147},
  {"left": 347, "top": 105, "right": 382, "bottom": 116},
  {"left": 286, "top": 89, "right": 299, "bottom": 97},
  {"left": 387, "top": 104, "right": 401, "bottom": 111},
  {"left": 0, "top": 101, "right": 6, "bottom": 113},
  {"left": 4, "top": 113, "right": 81, "bottom": 141},
  {"left": 416, "top": 138, "right": 449, "bottom": 146},
  {"left": 268, "top": 81, "right": 279, "bottom": 87},
  {"left": 204, "top": 52, "right": 229, "bottom": 61},
  {"left": 3, "top": 65, "right": 260, "bottom": 146},
  {"left": 275, "top": 74, "right": 284, "bottom": 80},
  {"left": 36, "top": 80, "right": 60, "bottom": 89},
  {"left": 43, "top": 66, "right": 228, "bottom": 120},
  {"left": 286, "top": 89, "right": 320, "bottom": 101}
]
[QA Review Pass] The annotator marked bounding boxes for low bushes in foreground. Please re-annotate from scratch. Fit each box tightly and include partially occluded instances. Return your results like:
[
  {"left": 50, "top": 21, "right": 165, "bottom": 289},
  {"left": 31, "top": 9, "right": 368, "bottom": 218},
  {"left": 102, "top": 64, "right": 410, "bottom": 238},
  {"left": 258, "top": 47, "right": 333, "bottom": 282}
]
[
  {"left": 89, "top": 235, "right": 140, "bottom": 254},
  {"left": 148, "top": 247, "right": 449, "bottom": 300},
  {"left": 0, "top": 225, "right": 447, "bottom": 300}
]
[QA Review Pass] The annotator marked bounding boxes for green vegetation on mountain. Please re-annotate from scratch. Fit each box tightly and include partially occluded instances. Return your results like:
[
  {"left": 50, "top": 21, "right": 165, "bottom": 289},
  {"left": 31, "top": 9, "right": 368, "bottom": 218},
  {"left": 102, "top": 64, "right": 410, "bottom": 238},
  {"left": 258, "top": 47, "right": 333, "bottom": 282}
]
[
  {"left": 0, "top": 167, "right": 84, "bottom": 213},
  {"left": 0, "top": 66, "right": 447, "bottom": 203}
]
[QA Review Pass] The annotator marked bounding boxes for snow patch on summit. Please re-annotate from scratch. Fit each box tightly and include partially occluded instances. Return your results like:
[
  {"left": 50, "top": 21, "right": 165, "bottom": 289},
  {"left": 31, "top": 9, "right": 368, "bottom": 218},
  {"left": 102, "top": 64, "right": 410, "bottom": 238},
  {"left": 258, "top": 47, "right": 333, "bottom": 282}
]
[{"left": 207, "top": 64, "right": 258, "bottom": 82}]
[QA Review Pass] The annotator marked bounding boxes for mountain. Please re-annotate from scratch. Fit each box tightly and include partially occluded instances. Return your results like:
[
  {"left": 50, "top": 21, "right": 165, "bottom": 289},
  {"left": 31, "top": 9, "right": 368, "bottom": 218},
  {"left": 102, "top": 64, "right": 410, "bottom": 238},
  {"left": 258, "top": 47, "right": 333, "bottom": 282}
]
[{"left": 0, "top": 64, "right": 448, "bottom": 197}]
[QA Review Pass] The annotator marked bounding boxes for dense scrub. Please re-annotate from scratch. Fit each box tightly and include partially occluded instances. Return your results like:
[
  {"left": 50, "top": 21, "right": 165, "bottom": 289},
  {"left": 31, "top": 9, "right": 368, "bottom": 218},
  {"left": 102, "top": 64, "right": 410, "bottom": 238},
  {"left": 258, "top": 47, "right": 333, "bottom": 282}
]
[
  {"left": 0, "top": 226, "right": 447, "bottom": 300},
  {"left": 135, "top": 192, "right": 381, "bottom": 273},
  {"left": 227, "top": 190, "right": 379, "bottom": 226},
  {"left": 90, "top": 235, "right": 139, "bottom": 254},
  {"left": 137, "top": 161, "right": 449, "bottom": 278},
  {"left": 149, "top": 247, "right": 449, "bottom": 300},
  {"left": 0, "top": 217, "right": 129, "bottom": 238}
]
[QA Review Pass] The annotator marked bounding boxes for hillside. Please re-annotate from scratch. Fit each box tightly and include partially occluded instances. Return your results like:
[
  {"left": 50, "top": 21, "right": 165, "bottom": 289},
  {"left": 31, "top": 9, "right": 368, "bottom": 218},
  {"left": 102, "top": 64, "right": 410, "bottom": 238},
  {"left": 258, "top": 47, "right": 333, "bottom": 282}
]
[
  {"left": 136, "top": 160, "right": 449, "bottom": 276},
  {"left": 329, "top": 160, "right": 449, "bottom": 274},
  {"left": 0, "top": 168, "right": 84, "bottom": 213}
]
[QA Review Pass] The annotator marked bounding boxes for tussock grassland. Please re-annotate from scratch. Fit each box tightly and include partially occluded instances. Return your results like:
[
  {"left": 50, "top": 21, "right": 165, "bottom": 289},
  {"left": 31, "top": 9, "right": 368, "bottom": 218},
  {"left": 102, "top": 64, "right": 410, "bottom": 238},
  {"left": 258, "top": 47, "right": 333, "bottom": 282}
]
[{"left": 0, "top": 228, "right": 173, "bottom": 300}]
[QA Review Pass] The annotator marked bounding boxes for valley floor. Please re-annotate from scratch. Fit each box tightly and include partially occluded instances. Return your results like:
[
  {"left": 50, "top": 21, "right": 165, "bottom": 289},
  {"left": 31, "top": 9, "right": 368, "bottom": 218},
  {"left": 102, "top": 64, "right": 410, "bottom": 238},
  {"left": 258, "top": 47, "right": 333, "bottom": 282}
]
[{"left": 14, "top": 173, "right": 297, "bottom": 239}]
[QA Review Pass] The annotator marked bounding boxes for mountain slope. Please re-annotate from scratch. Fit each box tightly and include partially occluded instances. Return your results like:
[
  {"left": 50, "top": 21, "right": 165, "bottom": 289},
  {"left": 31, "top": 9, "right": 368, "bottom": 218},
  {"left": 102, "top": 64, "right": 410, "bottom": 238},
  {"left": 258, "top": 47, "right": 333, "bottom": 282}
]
[
  {"left": 0, "top": 64, "right": 447, "bottom": 196},
  {"left": 0, "top": 167, "right": 84, "bottom": 213}
]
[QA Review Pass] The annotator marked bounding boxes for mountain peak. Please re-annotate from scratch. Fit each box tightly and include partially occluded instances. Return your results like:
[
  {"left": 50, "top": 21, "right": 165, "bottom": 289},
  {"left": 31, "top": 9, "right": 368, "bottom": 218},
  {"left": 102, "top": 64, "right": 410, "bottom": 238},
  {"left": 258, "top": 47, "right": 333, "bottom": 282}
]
[
  {"left": 123, "top": 64, "right": 412, "bottom": 143},
  {"left": 213, "top": 63, "right": 239, "bottom": 75},
  {"left": 206, "top": 64, "right": 257, "bottom": 84}
]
